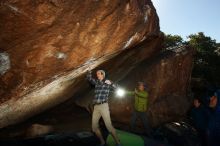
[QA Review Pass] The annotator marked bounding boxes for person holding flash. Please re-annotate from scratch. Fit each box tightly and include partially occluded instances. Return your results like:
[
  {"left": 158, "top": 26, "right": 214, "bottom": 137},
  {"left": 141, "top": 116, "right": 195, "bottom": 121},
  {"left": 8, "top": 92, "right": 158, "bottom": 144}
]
[{"left": 127, "top": 82, "right": 152, "bottom": 136}]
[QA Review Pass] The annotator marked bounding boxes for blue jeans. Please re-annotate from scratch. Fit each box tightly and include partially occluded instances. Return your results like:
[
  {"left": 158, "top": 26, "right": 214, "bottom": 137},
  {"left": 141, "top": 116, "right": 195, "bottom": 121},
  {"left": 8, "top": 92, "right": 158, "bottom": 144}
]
[{"left": 130, "top": 110, "right": 151, "bottom": 135}]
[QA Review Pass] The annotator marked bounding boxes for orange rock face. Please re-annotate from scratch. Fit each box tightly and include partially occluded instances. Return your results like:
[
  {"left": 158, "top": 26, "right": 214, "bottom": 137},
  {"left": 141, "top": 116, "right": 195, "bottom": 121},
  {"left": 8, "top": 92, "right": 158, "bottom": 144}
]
[{"left": 0, "top": 0, "right": 193, "bottom": 130}]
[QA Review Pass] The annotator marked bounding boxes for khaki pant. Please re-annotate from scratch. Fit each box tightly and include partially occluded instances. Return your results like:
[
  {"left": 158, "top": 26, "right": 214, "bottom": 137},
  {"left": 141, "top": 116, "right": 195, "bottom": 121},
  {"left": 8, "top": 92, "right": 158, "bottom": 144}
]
[{"left": 92, "top": 103, "right": 115, "bottom": 133}]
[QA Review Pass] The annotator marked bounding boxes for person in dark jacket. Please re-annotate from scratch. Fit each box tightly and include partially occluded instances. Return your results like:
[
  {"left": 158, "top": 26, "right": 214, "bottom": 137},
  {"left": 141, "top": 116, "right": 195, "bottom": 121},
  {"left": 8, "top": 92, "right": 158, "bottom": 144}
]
[
  {"left": 207, "top": 89, "right": 220, "bottom": 146},
  {"left": 190, "top": 97, "right": 209, "bottom": 146}
]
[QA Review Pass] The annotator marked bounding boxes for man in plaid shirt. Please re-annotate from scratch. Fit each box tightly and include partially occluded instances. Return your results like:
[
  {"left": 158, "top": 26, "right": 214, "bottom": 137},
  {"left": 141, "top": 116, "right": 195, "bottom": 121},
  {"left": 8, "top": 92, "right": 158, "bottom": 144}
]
[{"left": 87, "top": 69, "right": 121, "bottom": 146}]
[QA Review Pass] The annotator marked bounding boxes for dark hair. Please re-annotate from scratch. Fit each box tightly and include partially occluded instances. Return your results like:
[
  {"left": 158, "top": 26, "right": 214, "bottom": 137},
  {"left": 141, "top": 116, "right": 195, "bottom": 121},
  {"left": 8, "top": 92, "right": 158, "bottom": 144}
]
[
  {"left": 194, "top": 97, "right": 202, "bottom": 103},
  {"left": 138, "top": 81, "right": 147, "bottom": 89}
]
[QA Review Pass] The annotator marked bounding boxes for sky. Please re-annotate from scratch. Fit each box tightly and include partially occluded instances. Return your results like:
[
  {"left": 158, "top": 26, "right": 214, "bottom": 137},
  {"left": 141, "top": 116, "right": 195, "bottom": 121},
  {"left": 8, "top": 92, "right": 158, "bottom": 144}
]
[{"left": 152, "top": 0, "right": 220, "bottom": 42}]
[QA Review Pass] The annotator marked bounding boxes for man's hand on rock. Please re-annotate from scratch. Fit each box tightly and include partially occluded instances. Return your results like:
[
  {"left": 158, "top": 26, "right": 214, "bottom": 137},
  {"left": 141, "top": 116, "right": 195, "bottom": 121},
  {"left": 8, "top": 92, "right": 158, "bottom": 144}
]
[{"left": 87, "top": 66, "right": 92, "bottom": 73}]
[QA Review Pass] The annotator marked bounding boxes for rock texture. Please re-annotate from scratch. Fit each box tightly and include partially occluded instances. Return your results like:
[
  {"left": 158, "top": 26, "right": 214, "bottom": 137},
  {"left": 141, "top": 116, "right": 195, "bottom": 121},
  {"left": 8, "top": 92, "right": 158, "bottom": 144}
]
[
  {"left": 0, "top": 0, "right": 160, "bottom": 128},
  {"left": 0, "top": 0, "right": 193, "bottom": 131}
]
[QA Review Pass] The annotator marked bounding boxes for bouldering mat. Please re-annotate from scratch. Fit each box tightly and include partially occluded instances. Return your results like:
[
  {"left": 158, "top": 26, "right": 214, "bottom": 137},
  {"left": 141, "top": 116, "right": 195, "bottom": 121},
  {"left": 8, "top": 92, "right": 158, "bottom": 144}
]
[{"left": 107, "top": 130, "right": 144, "bottom": 146}]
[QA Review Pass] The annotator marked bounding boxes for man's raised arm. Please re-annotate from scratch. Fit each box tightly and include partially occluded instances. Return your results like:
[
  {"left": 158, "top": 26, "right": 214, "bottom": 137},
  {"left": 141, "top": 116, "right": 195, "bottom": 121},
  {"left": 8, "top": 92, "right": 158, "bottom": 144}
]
[{"left": 86, "top": 70, "right": 97, "bottom": 85}]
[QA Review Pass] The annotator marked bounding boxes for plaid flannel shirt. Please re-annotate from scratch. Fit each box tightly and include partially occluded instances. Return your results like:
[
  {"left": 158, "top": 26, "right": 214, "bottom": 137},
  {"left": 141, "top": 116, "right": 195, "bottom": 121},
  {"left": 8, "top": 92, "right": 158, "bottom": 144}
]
[{"left": 87, "top": 71, "right": 116, "bottom": 104}]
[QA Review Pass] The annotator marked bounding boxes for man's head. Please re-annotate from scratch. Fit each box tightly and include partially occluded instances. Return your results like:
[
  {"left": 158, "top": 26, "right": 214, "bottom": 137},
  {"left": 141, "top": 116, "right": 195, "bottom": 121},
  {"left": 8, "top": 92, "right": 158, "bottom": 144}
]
[
  {"left": 209, "top": 95, "right": 218, "bottom": 108},
  {"left": 193, "top": 98, "right": 201, "bottom": 108},
  {"left": 209, "top": 90, "right": 220, "bottom": 108},
  {"left": 138, "top": 82, "right": 146, "bottom": 91},
  {"left": 96, "top": 70, "right": 105, "bottom": 81}
]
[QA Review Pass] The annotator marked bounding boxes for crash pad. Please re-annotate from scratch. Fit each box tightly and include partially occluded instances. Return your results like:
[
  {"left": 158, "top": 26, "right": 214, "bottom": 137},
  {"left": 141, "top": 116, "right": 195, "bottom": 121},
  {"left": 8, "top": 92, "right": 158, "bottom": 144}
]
[{"left": 107, "top": 130, "right": 144, "bottom": 146}]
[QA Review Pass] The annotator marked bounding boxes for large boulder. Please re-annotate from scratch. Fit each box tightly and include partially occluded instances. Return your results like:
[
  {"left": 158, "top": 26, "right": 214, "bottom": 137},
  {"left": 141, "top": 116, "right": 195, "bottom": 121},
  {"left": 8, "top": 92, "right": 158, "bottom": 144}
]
[
  {"left": 0, "top": 0, "right": 194, "bottom": 134},
  {"left": 0, "top": 0, "right": 161, "bottom": 128}
]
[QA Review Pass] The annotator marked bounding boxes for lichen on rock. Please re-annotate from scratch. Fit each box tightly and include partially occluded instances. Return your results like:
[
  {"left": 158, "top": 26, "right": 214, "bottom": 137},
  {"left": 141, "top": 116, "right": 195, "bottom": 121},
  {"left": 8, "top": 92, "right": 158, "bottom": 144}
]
[{"left": 0, "top": 52, "right": 10, "bottom": 75}]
